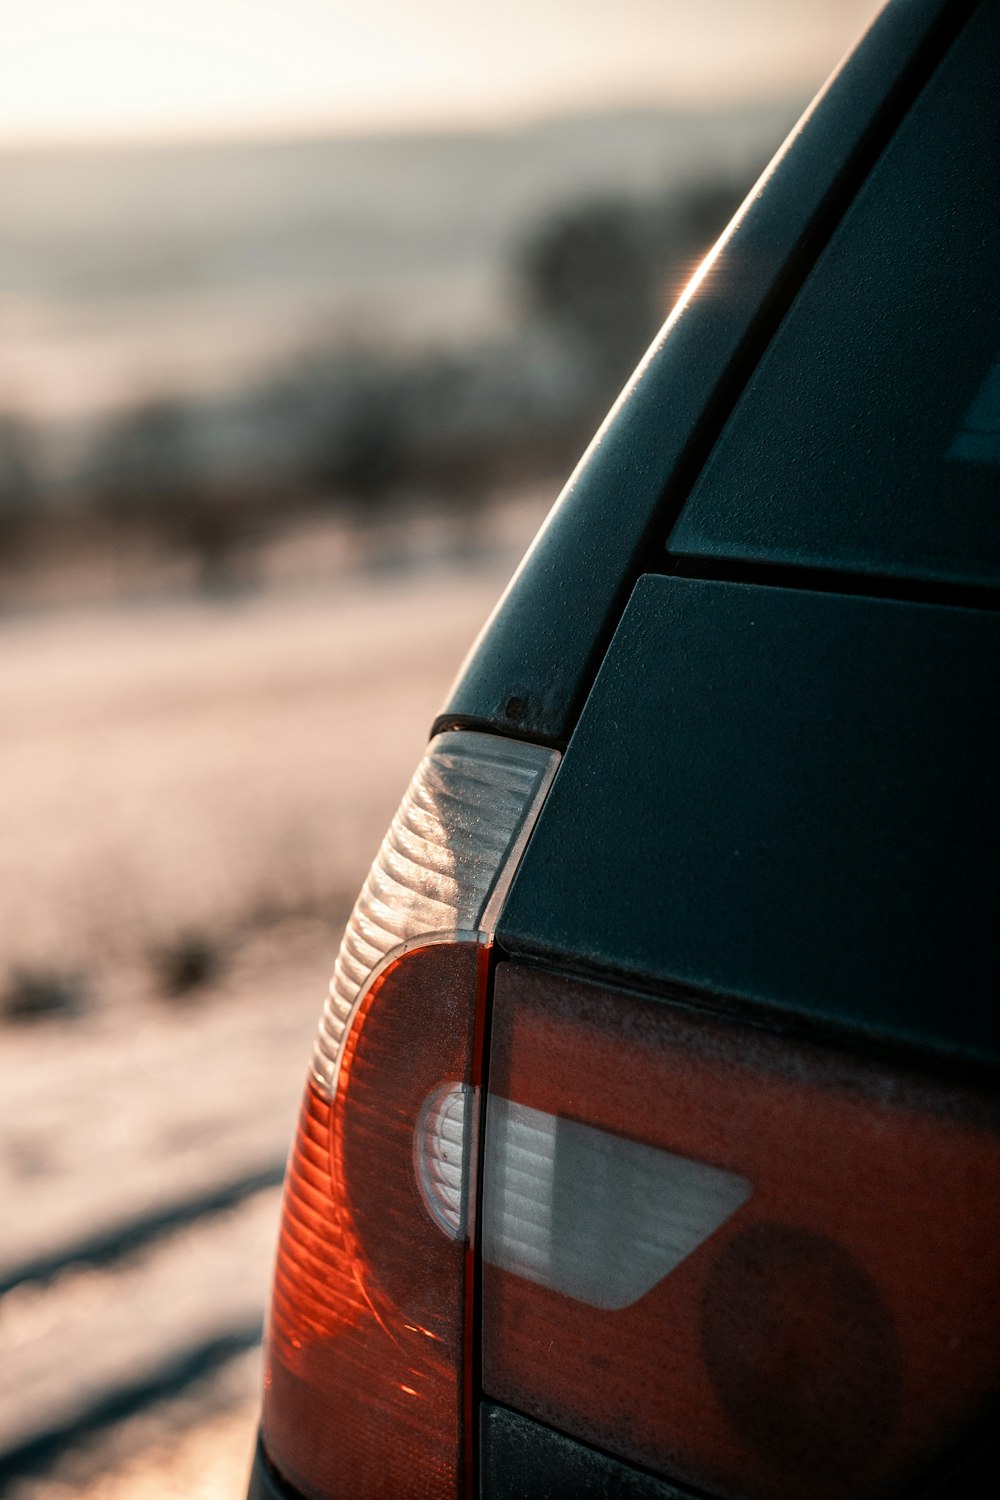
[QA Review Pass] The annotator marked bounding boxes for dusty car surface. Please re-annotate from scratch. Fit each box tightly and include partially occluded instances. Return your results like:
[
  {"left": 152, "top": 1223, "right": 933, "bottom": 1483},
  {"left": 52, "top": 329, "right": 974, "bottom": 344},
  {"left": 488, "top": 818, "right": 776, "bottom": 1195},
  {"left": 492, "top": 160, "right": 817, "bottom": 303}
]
[{"left": 248, "top": 0, "right": 1000, "bottom": 1494}]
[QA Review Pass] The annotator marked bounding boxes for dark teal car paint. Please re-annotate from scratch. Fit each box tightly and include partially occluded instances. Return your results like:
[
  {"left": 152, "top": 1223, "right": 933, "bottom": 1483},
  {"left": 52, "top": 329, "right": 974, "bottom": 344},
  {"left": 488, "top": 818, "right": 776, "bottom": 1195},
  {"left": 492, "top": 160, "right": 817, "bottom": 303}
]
[{"left": 498, "top": 575, "right": 1000, "bottom": 1070}]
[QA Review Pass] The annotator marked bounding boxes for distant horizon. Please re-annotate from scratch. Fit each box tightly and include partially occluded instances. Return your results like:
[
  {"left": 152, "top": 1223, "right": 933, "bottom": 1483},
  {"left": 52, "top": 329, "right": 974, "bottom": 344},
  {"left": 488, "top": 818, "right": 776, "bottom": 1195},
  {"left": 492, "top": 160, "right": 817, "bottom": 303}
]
[
  {"left": 0, "top": 91, "right": 805, "bottom": 160},
  {"left": 0, "top": 99, "right": 791, "bottom": 428}
]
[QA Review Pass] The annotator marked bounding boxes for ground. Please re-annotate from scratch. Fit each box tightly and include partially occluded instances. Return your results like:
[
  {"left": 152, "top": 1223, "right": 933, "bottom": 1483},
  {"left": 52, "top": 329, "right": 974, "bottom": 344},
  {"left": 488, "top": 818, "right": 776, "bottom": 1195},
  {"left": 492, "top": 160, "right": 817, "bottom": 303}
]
[{"left": 0, "top": 522, "right": 537, "bottom": 1496}]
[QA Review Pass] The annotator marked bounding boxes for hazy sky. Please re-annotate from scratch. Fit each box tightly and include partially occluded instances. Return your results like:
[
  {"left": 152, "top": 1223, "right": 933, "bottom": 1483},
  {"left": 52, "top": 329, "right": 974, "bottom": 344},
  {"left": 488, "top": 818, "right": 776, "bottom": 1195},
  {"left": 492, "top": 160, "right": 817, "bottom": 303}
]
[{"left": 0, "top": 0, "right": 884, "bottom": 146}]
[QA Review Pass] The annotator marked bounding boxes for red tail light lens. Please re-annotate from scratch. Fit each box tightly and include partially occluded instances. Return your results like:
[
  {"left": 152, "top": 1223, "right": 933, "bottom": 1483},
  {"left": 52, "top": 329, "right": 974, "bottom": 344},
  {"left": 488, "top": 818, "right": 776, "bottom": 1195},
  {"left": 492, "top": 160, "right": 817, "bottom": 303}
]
[
  {"left": 481, "top": 964, "right": 1000, "bottom": 1500},
  {"left": 261, "top": 733, "right": 558, "bottom": 1500},
  {"left": 266, "top": 942, "right": 480, "bottom": 1500}
]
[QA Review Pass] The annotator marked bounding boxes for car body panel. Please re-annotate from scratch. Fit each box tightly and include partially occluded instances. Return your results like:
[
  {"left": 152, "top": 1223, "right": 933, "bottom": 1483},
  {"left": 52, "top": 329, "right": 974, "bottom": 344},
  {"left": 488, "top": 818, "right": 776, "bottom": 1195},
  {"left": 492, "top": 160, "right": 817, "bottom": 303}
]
[
  {"left": 497, "top": 574, "right": 1000, "bottom": 1067},
  {"left": 477, "top": 1404, "right": 1000, "bottom": 1500},
  {"left": 480, "top": 1404, "right": 690, "bottom": 1500}
]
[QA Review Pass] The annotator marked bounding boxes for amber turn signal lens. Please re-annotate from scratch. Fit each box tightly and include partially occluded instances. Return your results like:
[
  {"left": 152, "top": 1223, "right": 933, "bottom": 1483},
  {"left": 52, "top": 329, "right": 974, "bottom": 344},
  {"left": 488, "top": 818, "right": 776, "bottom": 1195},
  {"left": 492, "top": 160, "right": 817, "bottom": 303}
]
[{"left": 265, "top": 941, "right": 483, "bottom": 1500}]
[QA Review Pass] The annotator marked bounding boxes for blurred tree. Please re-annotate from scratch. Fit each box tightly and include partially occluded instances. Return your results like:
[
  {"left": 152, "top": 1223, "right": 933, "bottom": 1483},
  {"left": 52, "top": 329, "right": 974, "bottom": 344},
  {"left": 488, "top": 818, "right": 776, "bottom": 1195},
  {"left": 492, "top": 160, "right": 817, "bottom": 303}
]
[
  {"left": 305, "top": 361, "right": 413, "bottom": 569},
  {"left": 0, "top": 414, "right": 39, "bottom": 557},
  {"left": 88, "top": 398, "right": 256, "bottom": 593},
  {"left": 64, "top": 176, "right": 749, "bottom": 599},
  {"left": 519, "top": 197, "right": 662, "bottom": 398},
  {"left": 518, "top": 177, "right": 746, "bottom": 416},
  {"left": 325, "top": 376, "right": 408, "bottom": 517},
  {"left": 89, "top": 399, "right": 199, "bottom": 522}
]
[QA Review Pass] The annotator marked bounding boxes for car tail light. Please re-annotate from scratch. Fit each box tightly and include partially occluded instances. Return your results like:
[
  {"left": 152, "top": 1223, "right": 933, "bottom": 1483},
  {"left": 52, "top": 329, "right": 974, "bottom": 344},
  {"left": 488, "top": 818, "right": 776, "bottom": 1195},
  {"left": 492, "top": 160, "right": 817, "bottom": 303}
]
[
  {"left": 261, "top": 732, "right": 558, "bottom": 1500},
  {"left": 482, "top": 964, "right": 1000, "bottom": 1500}
]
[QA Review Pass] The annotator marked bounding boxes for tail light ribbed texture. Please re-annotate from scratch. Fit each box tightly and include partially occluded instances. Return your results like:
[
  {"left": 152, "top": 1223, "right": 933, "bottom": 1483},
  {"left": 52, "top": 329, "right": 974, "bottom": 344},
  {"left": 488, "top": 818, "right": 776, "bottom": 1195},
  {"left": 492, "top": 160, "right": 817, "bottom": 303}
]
[{"left": 312, "top": 731, "right": 556, "bottom": 1094}]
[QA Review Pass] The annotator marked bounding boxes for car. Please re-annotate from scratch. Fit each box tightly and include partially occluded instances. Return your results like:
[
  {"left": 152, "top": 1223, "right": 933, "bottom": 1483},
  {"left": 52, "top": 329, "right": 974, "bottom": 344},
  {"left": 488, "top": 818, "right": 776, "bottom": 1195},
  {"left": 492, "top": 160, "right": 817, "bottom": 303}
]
[{"left": 247, "top": 0, "right": 1000, "bottom": 1495}]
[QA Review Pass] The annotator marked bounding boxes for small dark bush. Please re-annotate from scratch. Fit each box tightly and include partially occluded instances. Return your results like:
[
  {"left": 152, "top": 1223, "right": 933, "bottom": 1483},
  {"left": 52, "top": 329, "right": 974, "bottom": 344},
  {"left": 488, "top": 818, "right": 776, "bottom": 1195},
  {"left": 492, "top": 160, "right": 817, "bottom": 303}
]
[
  {"left": 2, "top": 968, "right": 88, "bottom": 1024},
  {"left": 153, "top": 932, "right": 224, "bottom": 999}
]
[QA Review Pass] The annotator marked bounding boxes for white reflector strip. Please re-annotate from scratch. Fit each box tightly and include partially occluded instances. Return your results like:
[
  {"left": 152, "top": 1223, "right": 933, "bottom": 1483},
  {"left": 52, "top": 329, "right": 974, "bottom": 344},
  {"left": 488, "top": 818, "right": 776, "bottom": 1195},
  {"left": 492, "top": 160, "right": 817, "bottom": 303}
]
[
  {"left": 414, "top": 1081, "right": 476, "bottom": 1240},
  {"left": 482, "top": 1097, "right": 751, "bottom": 1310}
]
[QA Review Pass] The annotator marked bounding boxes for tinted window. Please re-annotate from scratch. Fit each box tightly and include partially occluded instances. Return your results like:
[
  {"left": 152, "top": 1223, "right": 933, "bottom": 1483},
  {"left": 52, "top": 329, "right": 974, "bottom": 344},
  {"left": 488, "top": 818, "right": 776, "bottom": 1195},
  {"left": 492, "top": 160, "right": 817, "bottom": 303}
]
[{"left": 670, "top": 0, "right": 1000, "bottom": 589}]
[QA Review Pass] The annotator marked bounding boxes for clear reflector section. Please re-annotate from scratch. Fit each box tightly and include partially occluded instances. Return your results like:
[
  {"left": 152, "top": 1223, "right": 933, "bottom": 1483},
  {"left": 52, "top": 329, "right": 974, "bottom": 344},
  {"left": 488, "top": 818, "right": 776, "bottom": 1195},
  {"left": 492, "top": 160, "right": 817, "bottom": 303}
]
[
  {"left": 311, "top": 731, "right": 558, "bottom": 1095},
  {"left": 415, "top": 1081, "right": 476, "bottom": 1240},
  {"left": 482, "top": 1097, "right": 751, "bottom": 1309}
]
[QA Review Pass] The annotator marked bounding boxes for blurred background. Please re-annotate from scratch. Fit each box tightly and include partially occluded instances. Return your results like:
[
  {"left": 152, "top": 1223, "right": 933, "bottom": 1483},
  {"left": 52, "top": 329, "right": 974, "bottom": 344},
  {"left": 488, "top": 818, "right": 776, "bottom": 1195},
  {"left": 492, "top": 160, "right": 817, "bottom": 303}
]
[{"left": 0, "top": 2, "right": 881, "bottom": 1495}]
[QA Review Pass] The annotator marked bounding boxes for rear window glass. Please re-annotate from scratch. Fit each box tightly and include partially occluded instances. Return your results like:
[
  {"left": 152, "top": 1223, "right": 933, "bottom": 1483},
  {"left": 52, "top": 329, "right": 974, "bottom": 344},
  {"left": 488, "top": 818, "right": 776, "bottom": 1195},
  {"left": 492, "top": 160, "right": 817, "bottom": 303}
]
[{"left": 669, "top": 0, "right": 1000, "bottom": 590}]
